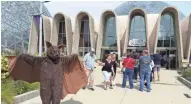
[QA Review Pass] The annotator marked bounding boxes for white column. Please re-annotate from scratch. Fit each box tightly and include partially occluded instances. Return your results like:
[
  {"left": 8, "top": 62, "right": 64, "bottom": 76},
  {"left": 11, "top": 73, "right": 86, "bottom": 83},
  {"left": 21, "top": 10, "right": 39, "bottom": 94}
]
[{"left": 39, "top": 2, "right": 43, "bottom": 56}]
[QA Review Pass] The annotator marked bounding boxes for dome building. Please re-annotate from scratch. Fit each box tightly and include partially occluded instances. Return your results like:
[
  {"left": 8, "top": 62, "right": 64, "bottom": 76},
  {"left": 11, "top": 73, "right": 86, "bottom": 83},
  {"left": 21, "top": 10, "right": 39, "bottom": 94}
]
[
  {"left": 27, "top": 1, "right": 191, "bottom": 69},
  {"left": 1, "top": 1, "right": 51, "bottom": 53},
  {"left": 114, "top": 1, "right": 185, "bottom": 20}
]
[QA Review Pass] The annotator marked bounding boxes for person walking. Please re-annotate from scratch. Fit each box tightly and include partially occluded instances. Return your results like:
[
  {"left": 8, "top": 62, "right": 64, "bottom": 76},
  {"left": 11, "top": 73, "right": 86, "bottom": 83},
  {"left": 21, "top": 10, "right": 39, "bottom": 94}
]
[
  {"left": 110, "top": 53, "right": 118, "bottom": 86},
  {"left": 139, "top": 49, "right": 152, "bottom": 92},
  {"left": 83, "top": 48, "right": 96, "bottom": 91},
  {"left": 98, "top": 54, "right": 115, "bottom": 90},
  {"left": 133, "top": 52, "right": 139, "bottom": 83},
  {"left": 153, "top": 50, "right": 162, "bottom": 81},
  {"left": 122, "top": 52, "right": 135, "bottom": 89}
]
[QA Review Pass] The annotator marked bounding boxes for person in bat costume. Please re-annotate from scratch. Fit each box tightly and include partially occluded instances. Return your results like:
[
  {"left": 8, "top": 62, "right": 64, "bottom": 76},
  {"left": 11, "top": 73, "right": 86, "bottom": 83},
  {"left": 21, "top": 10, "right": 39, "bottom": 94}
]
[{"left": 8, "top": 41, "right": 88, "bottom": 104}]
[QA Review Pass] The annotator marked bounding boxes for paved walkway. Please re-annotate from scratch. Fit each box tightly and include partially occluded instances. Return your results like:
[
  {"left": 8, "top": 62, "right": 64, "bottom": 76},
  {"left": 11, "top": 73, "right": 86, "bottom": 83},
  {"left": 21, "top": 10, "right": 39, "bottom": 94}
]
[{"left": 21, "top": 66, "right": 191, "bottom": 104}]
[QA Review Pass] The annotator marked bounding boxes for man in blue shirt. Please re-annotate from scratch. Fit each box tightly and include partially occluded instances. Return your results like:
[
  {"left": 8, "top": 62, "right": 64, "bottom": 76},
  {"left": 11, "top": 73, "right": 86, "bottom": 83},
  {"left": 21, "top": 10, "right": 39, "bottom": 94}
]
[
  {"left": 139, "top": 49, "right": 151, "bottom": 92},
  {"left": 83, "top": 48, "right": 96, "bottom": 91},
  {"left": 152, "top": 50, "right": 162, "bottom": 81}
]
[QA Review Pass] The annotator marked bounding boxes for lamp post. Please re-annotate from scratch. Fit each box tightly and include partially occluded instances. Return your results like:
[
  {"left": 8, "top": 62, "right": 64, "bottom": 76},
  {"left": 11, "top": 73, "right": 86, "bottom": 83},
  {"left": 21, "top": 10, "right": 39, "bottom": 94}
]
[{"left": 39, "top": 1, "right": 50, "bottom": 56}]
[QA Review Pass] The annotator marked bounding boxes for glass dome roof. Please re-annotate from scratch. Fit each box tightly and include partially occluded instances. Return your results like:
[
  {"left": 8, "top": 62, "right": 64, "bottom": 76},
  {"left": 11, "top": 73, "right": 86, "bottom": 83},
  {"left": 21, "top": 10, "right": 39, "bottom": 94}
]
[
  {"left": 114, "top": 1, "right": 185, "bottom": 20},
  {"left": 1, "top": 1, "right": 51, "bottom": 53}
]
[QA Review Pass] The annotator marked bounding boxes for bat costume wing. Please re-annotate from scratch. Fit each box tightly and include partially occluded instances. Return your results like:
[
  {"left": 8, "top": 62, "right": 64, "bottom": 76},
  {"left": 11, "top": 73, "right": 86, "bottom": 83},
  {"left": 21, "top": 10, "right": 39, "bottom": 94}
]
[
  {"left": 8, "top": 54, "right": 88, "bottom": 99},
  {"left": 61, "top": 55, "right": 88, "bottom": 99},
  {"left": 8, "top": 54, "right": 43, "bottom": 83}
]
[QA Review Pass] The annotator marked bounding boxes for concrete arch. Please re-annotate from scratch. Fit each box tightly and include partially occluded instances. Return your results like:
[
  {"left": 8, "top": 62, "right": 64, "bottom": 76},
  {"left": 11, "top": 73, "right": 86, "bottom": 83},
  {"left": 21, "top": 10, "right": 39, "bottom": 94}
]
[
  {"left": 50, "top": 12, "right": 73, "bottom": 55},
  {"left": 154, "top": 6, "right": 183, "bottom": 68},
  {"left": 181, "top": 13, "right": 191, "bottom": 61},
  {"left": 28, "top": 15, "right": 51, "bottom": 55},
  {"left": 123, "top": 8, "right": 149, "bottom": 54},
  {"left": 96, "top": 10, "right": 119, "bottom": 59},
  {"left": 72, "top": 11, "right": 95, "bottom": 54},
  {"left": 42, "top": 15, "right": 52, "bottom": 51}
]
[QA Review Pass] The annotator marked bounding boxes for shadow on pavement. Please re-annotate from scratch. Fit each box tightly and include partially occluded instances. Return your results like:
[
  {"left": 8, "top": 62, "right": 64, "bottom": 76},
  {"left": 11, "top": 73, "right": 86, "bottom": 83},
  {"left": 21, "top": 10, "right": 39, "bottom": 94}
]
[
  {"left": 95, "top": 84, "right": 104, "bottom": 89},
  {"left": 115, "top": 83, "right": 142, "bottom": 91},
  {"left": 115, "top": 83, "right": 122, "bottom": 88},
  {"left": 134, "top": 85, "right": 140, "bottom": 91},
  {"left": 61, "top": 98, "right": 83, "bottom": 104},
  {"left": 153, "top": 82, "right": 182, "bottom": 86}
]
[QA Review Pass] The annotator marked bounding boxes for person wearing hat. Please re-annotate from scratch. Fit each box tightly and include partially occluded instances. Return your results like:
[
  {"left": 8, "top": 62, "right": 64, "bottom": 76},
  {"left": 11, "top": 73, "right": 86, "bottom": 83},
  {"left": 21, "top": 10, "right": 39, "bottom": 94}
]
[
  {"left": 139, "top": 49, "right": 152, "bottom": 92},
  {"left": 83, "top": 48, "right": 96, "bottom": 91}
]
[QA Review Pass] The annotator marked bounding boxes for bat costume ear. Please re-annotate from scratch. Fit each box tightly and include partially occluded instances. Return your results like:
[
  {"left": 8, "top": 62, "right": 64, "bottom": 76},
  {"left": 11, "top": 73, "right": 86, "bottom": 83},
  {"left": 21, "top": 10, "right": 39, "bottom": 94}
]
[
  {"left": 46, "top": 41, "right": 52, "bottom": 48},
  {"left": 57, "top": 44, "right": 65, "bottom": 49}
]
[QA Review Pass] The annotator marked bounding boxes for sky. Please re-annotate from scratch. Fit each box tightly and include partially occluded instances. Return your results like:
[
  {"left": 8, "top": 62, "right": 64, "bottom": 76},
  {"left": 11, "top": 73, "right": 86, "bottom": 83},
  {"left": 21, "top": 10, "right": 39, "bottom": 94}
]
[{"left": 44, "top": 1, "right": 191, "bottom": 25}]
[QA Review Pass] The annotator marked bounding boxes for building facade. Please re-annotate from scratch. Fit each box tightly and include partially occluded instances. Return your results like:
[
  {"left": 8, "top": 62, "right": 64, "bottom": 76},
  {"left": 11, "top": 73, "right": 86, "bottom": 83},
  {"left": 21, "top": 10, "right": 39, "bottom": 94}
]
[{"left": 28, "top": 1, "right": 191, "bottom": 69}]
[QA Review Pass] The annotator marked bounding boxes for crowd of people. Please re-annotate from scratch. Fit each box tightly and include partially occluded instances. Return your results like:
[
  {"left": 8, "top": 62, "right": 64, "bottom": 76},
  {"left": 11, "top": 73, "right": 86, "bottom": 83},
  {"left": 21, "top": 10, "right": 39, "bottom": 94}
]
[{"left": 82, "top": 48, "right": 162, "bottom": 92}]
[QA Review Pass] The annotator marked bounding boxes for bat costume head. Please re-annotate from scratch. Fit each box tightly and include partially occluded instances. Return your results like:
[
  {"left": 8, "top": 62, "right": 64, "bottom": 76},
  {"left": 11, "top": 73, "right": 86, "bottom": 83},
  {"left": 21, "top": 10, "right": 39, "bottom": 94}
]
[
  {"left": 9, "top": 41, "right": 88, "bottom": 104},
  {"left": 46, "top": 41, "right": 64, "bottom": 64}
]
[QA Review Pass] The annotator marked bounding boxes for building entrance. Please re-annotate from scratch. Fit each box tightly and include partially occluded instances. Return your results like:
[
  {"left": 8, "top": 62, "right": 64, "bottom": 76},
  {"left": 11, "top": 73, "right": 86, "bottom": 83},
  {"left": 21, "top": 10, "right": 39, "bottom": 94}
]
[
  {"left": 157, "top": 48, "right": 177, "bottom": 69},
  {"left": 126, "top": 47, "right": 146, "bottom": 57},
  {"left": 101, "top": 48, "right": 118, "bottom": 61}
]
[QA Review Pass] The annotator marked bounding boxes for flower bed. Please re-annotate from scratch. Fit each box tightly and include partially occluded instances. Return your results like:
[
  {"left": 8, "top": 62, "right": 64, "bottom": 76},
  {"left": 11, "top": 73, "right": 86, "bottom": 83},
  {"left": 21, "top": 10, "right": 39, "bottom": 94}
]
[{"left": 1, "top": 55, "right": 40, "bottom": 104}]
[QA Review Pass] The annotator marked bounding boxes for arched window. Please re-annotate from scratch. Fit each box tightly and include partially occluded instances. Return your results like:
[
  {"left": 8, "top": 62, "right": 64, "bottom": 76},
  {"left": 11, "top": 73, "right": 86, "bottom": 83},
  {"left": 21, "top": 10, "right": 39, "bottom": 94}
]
[
  {"left": 128, "top": 13, "right": 146, "bottom": 47},
  {"left": 58, "top": 17, "right": 67, "bottom": 54},
  {"left": 157, "top": 12, "right": 176, "bottom": 47},
  {"left": 79, "top": 16, "right": 91, "bottom": 56},
  {"left": 103, "top": 14, "right": 117, "bottom": 47}
]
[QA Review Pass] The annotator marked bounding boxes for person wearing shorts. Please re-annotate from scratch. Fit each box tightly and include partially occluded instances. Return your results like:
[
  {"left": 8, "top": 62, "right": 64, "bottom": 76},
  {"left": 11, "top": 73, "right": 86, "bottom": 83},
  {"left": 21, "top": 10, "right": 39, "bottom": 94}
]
[
  {"left": 98, "top": 54, "right": 114, "bottom": 90},
  {"left": 153, "top": 50, "right": 162, "bottom": 81}
]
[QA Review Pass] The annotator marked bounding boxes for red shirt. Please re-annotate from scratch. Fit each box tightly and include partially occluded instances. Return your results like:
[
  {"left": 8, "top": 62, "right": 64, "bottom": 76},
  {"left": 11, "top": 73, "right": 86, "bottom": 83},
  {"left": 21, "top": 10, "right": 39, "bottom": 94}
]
[{"left": 123, "top": 57, "right": 135, "bottom": 70}]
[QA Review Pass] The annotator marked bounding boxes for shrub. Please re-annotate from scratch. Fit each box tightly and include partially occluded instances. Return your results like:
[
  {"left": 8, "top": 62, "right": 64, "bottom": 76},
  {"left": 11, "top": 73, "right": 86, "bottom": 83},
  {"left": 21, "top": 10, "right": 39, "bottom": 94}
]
[
  {"left": 182, "top": 68, "right": 191, "bottom": 78},
  {"left": 1, "top": 78, "right": 40, "bottom": 104},
  {"left": 1, "top": 55, "right": 40, "bottom": 104},
  {"left": 13, "top": 81, "right": 40, "bottom": 95},
  {"left": 1, "top": 56, "right": 9, "bottom": 79},
  {"left": 1, "top": 79, "right": 15, "bottom": 104}
]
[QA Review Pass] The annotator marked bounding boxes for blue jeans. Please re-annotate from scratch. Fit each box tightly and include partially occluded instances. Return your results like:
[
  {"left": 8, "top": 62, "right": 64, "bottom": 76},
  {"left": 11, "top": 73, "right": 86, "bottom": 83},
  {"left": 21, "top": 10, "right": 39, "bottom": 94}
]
[
  {"left": 122, "top": 68, "right": 134, "bottom": 88},
  {"left": 133, "top": 67, "right": 139, "bottom": 80},
  {"left": 140, "top": 69, "right": 151, "bottom": 92}
]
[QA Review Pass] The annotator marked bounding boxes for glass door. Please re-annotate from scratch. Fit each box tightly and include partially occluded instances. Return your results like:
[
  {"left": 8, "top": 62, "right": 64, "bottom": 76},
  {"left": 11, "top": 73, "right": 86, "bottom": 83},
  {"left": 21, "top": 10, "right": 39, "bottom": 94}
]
[{"left": 166, "top": 50, "right": 177, "bottom": 69}]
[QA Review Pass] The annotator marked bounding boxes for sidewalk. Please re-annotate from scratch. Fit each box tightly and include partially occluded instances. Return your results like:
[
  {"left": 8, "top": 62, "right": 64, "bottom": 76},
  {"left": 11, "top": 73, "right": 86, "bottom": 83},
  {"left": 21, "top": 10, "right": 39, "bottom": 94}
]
[{"left": 21, "top": 67, "right": 191, "bottom": 104}]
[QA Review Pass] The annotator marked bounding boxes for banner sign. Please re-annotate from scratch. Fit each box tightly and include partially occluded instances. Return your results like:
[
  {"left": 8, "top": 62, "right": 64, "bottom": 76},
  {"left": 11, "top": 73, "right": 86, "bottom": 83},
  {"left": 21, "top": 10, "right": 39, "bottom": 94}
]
[
  {"left": 33, "top": 15, "right": 40, "bottom": 28},
  {"left": 129, "top": 39, "right": 146, "bottom": 46}
]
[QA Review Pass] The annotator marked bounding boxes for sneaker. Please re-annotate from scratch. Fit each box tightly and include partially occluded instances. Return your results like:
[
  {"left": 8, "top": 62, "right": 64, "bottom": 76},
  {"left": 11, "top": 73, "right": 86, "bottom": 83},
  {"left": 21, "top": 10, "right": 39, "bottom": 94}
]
[
  {"left": 89, "top": 87, "right": 95, "bottom": 91},
  {"left": 121, "top": 86, "right": 126, "bottom": 88},
  {"left": 110, "top": 86, "right": 114, "bottom": 89},
  {"left": 104, "top": 86, "right": 107, "bottom": 90},
  {"left": 129, "top": 87, "right": 134, "bottom": 89},
  {"left": 83, "top": 86, "right": 86, "bottom": 90}
]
